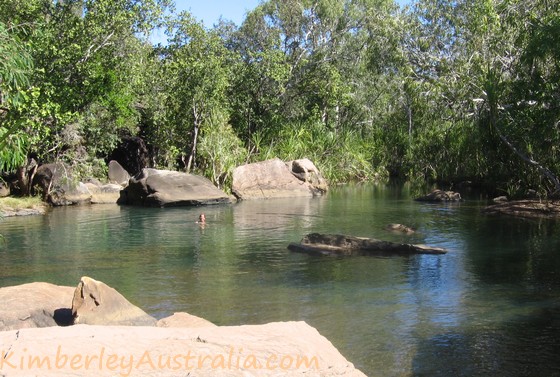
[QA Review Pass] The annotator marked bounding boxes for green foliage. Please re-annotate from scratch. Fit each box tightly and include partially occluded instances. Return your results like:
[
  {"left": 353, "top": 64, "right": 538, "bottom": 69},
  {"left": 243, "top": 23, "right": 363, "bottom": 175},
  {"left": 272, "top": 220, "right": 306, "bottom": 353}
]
[
  {"left": 197, "top": 110, "right": 248, "bottom": 191},
  {"left": 1, "top": 0, "right": 559, "bottom": 197}
]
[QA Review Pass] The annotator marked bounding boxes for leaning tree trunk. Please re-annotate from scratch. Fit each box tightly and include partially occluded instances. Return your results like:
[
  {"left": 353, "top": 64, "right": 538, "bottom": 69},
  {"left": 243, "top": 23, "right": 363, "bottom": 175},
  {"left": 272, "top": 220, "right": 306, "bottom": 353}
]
[{"left": 493, "top": 123, "right": 560, "bottom": 194}]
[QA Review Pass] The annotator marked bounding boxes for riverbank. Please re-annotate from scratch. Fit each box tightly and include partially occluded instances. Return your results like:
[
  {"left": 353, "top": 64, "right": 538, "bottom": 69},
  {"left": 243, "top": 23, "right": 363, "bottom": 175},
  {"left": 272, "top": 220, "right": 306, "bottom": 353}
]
[
  {"left": 0, "top": 196, "right": 47, "bottom": 217},
  {"left": 483, "top": 199, "right": 560, "bottom": 219}
]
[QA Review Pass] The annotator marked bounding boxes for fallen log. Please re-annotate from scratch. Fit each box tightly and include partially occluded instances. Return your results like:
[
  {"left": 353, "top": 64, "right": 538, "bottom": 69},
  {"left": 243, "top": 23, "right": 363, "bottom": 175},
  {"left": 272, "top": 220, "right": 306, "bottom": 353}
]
[{"left": 288, "top": 233, "right": 447, "bottom": 256}]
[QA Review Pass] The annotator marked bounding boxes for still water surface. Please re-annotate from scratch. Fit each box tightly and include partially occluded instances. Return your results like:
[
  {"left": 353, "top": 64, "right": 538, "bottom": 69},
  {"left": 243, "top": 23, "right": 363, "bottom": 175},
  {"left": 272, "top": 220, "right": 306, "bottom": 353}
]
[{"left": 2, "top": 184, "right": 560, "bottom": 376}]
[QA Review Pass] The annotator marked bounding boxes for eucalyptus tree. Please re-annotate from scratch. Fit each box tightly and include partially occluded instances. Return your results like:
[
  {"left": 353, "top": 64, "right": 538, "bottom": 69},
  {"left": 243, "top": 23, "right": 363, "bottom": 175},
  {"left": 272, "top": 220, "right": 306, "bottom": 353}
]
[{"left": 160, "top": 12, "right": 234, "bottom": 172}]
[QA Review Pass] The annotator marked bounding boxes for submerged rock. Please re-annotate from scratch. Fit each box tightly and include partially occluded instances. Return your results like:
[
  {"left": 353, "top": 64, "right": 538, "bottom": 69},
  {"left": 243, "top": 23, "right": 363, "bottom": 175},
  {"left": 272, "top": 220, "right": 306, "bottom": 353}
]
[
  {"left": 288, "top": 233, "right": 447, "bottom": 256},
  {"left": 384, "top": 223, "right": 416, "bottom": 234}
]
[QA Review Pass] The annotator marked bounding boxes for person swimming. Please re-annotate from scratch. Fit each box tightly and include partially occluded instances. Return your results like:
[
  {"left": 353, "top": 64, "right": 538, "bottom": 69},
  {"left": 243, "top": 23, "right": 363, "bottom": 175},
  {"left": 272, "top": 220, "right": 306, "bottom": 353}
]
[{"left": 196, "top": 213, "right": 206, "bottom": 224}]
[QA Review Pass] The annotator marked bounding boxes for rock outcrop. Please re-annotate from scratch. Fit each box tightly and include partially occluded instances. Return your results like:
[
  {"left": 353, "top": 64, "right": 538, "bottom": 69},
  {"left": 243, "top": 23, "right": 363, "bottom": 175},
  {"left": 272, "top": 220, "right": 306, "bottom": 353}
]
[
  {"left": 0, "top": 282, "right": 74, "bottom": 331},
  {"left": 415, "top": 189, "right": 461, "bottom": 202},
  {"left": 232, "top": 158, "right": 328, "bottom": 200},
  {"left": 72, "top": 276, "right": 157, "bottom": 326},
  {"left": 107, "top": 160, "right": 130, "bottom": 186},
  {"left": 288, "top": 233, "right": 447, "bottom": 256},
  {"left": 118, "top": 168, "right": 231, "bottom": 207},
  {"left": 84, "top": 182, "right": 122, "bottom": 204},
  {"left": 0, "top": 322, "right": 366, "bottom": 376},
  {"left": 0, "top": 277, "right": 367, "bottom": 376}
]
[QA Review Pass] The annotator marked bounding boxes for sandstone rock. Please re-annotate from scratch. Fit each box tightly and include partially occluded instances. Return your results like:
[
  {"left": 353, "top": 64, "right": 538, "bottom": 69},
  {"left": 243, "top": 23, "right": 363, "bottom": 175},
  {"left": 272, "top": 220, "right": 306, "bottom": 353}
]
[
  {"left": 288, "top": 158, "right": 328, "bottom": 193},
  {"left": 118, "top": 168, "right": 231, "bottom": 207},
  {"left": 107, "top": 160, "right": 130, "bottom": 186},
  {"left": 0, "top": 322, "right": 366, "bottom": 376},
  {"left": 232, "top": 158, "right": 327, "bottom": 200},
  {"left": 85, "top": 182, "right": 122, "bottom": 204},
  {"left": 157, "top": 312, "right": 217, "bottom": 328},
  {"left": 0, "top": 282, "right": 74, "bottom": 331},
  {"left": 72, "top": 276, "right": 157, "bottom": 326},
  {"left": 49, "top": 181, "right": 92, "bottom": 206},
  {"left": 415, "top": 189, "right": 461, "bottom": 202},
  {"left": 0, "top": 180, "right": 10, "bottom": 197},
  {"left": 289, "top": 233, "right": 447, "bottom": 256},
  {"left": 31, "top": 163, "right": 94, "bottom": 206}
]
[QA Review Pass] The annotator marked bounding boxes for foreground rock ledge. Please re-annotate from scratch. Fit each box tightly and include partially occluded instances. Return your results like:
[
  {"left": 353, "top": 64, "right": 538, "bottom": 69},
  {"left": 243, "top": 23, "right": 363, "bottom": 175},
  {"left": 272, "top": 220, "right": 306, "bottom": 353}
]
[
  {"left": 0, "top": 280, "right": 366, "bottom": 376},
  {"left": 289, "top": 233, "right": 447, "bottom": 256},
  {"left": 0, "top": 322, "right": 365, "bottom": 377},
  {"left": 483, "top": 199, "right": 560, "bottom": 219}
]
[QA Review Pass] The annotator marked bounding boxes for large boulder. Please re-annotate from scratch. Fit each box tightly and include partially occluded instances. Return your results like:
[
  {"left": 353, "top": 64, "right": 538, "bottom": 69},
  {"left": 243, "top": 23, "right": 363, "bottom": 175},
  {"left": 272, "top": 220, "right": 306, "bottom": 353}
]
[
  {"left": 232, "top": 158, "right": 328, "bottom": 200},
  {"left": 107, "top": 160, "right": 130, "bottom": 186},
  {"left": 118, "top": 168, "right": 231, "bottom": 207},
  {"left": 71, "top": 276, "right": 157, "bottom": 326},
  {"left": 49, "top": 181, "right": 93, "bottom": 206},
  {"left": 0, "top": 180, "right": 10, "bottom": 197},
  {"left": 107, "top": 135, "right": 149, "bottom": 177},
  {"left": 84, "top": 182, "right": 122, "bottom": 204},
  {"left": 0, "top": 322, "right": 366, "bottom": 376},
  {"left": 32, "top": 163, "right": 92, "bottom": 206},
  {"left": 0, "top": 282, "right": 74, "bottom": 331}
]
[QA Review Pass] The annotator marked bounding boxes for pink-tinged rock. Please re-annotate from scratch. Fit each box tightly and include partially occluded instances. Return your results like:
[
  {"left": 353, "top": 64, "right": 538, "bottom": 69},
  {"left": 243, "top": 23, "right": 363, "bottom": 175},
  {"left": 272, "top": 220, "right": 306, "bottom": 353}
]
[
  {"left": 232, "top": 158, "right": 328, "bottom": 200},
  {"left": 0, "top": 322, "right": 366, "bottom": 376},
  {"left": 72, "top": 276, "right": 157, "bottom": 326},
  {"left": 157, "top": 312, "right": 217, "bottom": 328},
  {"left": 0, "top": 282, "right": 74, "bottom": 331}
]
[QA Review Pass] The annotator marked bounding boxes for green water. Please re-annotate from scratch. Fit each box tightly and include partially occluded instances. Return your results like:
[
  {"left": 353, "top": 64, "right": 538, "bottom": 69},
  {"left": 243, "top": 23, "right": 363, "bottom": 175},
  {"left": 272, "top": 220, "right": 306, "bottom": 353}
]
[{"left": 2, "top": 184, "right": 560, "bottom": 376}]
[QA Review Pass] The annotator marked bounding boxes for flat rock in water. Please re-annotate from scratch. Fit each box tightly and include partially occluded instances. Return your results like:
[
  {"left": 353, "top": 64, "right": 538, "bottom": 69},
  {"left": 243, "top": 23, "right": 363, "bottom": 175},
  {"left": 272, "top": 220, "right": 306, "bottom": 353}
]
[
  {"left": 288, "top": 233, "right": 447, "bottom": 256},
  {"left": 118, "top": 168, "right": 231, "bottom": 207},
  {"left": 483, "top": 200, "right": 560, "bottom": 219}
]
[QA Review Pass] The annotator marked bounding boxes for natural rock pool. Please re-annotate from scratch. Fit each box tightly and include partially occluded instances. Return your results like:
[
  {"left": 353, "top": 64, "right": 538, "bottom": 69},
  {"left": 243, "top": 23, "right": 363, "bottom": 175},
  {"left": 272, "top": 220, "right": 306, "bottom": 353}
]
[{"left": 2, "top": 184, "right": 560, "bottom": 376}]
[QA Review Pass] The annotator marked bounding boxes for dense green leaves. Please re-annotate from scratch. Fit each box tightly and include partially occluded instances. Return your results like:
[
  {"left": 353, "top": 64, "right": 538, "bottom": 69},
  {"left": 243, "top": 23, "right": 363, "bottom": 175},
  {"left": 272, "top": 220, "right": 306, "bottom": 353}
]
[{"left": 1, "top": 0, "right": 559, "bottom": 196}]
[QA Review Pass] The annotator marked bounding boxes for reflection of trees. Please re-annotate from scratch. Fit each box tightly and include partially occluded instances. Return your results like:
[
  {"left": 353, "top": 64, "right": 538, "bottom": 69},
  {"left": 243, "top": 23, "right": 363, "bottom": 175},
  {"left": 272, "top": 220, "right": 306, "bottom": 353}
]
[{"left": 465, "top": 215, "right": 560, "bottom": 288}]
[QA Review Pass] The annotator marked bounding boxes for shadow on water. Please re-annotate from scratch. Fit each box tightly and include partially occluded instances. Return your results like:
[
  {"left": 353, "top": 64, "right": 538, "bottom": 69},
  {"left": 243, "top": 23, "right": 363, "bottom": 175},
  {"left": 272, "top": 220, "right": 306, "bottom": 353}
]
[
  {"left": 412, "top": 304, "right": 560, "bottom": 376},
  {"left": 410, "top": 211, "right": 560, "bottom": 377}
]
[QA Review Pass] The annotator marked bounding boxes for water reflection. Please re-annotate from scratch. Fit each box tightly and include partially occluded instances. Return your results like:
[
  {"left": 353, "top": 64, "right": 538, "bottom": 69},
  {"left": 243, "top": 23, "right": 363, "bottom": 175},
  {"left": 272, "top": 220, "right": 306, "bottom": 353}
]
[{"left": 1, "top": 185, "right": 560, "bottom": 376}]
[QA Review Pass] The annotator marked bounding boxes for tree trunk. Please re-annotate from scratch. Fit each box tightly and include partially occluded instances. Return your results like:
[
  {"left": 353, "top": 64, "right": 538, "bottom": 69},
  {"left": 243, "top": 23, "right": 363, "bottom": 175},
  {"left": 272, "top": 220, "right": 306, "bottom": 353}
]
[{"left": 186, "top": 107, "right": 200, "bottom": 174}]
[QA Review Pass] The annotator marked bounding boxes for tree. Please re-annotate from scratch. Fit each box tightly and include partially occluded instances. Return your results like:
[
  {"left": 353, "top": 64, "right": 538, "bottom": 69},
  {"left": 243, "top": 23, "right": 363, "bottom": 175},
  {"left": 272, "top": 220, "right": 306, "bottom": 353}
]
[
  {"left": 0, "top": 21, "right": 33, "bottom": 172},
  {"left": 160, "top": 12, "right": 233, "bottom": 172}
]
